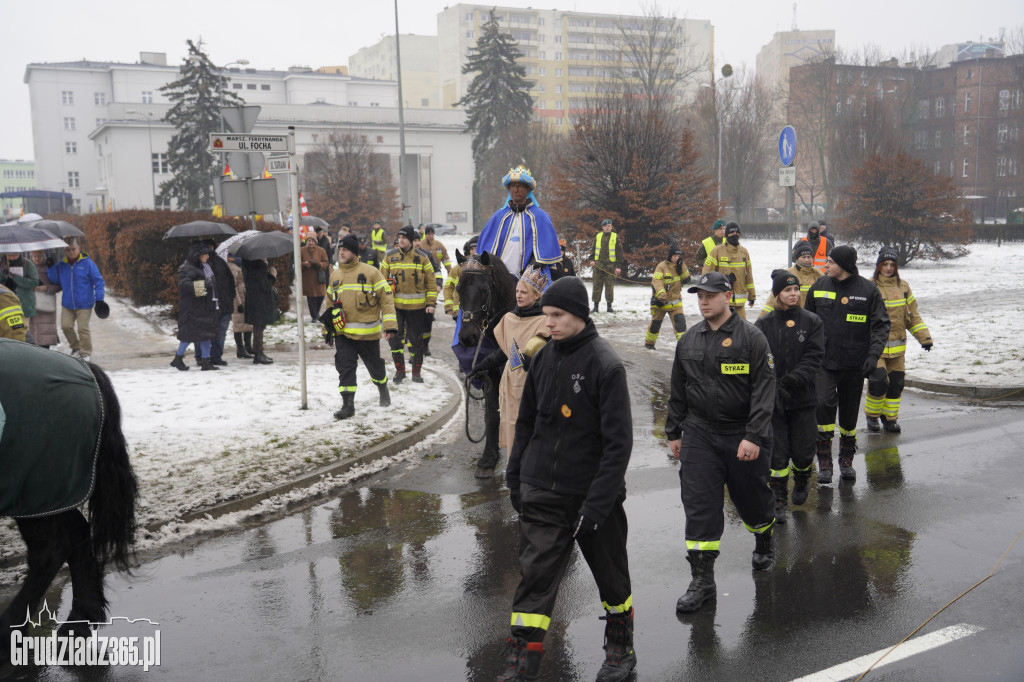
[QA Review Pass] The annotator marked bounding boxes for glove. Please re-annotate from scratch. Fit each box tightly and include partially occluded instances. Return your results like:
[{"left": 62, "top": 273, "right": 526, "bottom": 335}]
[
  {"left": 572, "top": 513, "right": 599, "bottom": 540},
  {"left": 237, "top": 305, "right": 244, "bottom": 313},
  {"left": 193, "top": 280, "right": 207, "bottom": 297},
  {"left": 509, "top": 490, "right": 521, "bottom": 514},
  {"left": 45, "top": 256, "right": 55, "bottom": 268},
  {"left": 922, "top": 343, "right": 933, "bottom": 352},
  {"left": 650, "top": 296, "right": 660, "bottom": 306},
  {"left": 780, "top": 373, "right": 802, "bottom": 392},
  {"left": 862, "top": 356, "right": 879, "bottom": 378},
  {"left": 93, "top": 300, "right": 110, "bottom": 319}
]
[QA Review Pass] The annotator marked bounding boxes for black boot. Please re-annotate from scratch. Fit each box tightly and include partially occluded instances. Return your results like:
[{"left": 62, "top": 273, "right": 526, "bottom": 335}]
[
  {"left": 839, "top": 435, "right": 857, "bottom": 481},
  {"left": 253, "top": 352, "right": 274, "bottom": 365},
  {"left": 199, "top": 357, "right": 217, "bottom": 371},
  {"left": 393, "top": 358, "right": 406, "bottom": 384},
  {"left": 411, "top": 362, "right": 424, "bottom": 383},
  {"left": 676, "top": 550, "right": 717, "bottom": 613},
  {"left": 866, "top": 414, "right": 881, "bottom": 432},
  {"left": 791, "top": 469, "right": 811, "bottom": 505},
  {"left": 770, "top": 476, "right": 788, "bottom": 524},
  {"left": 593, "top": 302, "right": 600, "bottom": 313},
  {"left": 235, "top": 333, "right": 253, "bottom": 358},
  {"left": 606, "top": 302, "right": 614, "bottom": 313},
  {"left": 170, "top": 354, "right": 189, "bottom": 371},
  {"left": 752, "top": 527, "right": 774, "bottom": 570},
  {"left": 243, "top": 332, "right": 254, "bottom": 356},
  {"left": 816, "top": 438, "right": 833, "bottom": 484},
  {"left": 495, "top": 636, "right": 543, "bottom": 682},
  {"left": 334, "top": 393, "right": 355, "bottom": 420},
  {"left": 377, "top": 383, "right": 391, "bottom": 407},
  {"left": 882, "top": 416, "right": 902, "bottom": 433},
  {"left": 596, "top": 609, "right": 637, "bottom": 682}
]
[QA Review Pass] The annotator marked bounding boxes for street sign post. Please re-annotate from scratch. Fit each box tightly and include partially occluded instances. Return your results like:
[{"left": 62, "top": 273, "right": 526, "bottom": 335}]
[
  {"left": 209, "top": 134, "right": 291, "bottom": 153},
  {"left": 779, "top": 125, "right": 798, "bottom": 259},
  {"left": 779, "top": 167, "right": 796, "bottom": 187}
]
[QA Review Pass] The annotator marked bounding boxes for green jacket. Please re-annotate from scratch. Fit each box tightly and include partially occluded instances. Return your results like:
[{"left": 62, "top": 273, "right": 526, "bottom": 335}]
[{"left": 1, "top": 257, "right": 39, "bottom": 318}]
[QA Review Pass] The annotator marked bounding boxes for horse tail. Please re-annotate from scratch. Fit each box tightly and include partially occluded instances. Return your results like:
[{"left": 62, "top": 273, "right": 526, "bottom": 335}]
[{"left": 87, "top": 362, "right": 139, "bottom": 572}]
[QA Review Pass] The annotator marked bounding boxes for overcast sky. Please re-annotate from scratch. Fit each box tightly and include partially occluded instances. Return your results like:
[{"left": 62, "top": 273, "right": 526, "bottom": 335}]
[{"left": 3, "top": 0, "right": 1021, "bottom": 161}]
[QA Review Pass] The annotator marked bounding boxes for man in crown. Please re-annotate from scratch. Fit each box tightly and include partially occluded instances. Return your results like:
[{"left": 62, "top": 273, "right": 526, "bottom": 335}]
[{"left": 478, "top": 166, "right": 562, "bottom": 281}]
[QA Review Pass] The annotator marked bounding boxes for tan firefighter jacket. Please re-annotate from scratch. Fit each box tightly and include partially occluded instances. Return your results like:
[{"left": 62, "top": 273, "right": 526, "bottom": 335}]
[
  {"left": 380, "top": 247, "right": 437, "bottom": 311},
  {"left": 325, "top": 260, "right": 397, "bottom": 341},
  {"left": 651, "top": 259, "right": 689, "bottom": 311},
  {"left": 703, "top": 242, "right": 755, "bottom": 306},
  {"left": 873, "top": 274, "right": 931, "bottom": 357}
]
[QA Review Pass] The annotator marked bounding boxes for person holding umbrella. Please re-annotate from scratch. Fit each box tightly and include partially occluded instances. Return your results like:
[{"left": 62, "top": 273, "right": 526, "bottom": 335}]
[
  {"left": 172, "top": 242, "right": 220, "bottom": 371},
  {"left": 242, "top": 257, "right": 279, "bottom": 365}
]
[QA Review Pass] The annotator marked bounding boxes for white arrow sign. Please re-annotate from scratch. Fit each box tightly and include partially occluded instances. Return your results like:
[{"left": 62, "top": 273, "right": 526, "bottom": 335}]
[{"left": 209, "top": 134, "right": 291, "bottom": 153}]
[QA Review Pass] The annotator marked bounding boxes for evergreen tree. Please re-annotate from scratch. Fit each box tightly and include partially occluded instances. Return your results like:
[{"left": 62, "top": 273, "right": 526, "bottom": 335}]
[
  {"left": 158, "top": 40, "right": 244, "bottom": 210},
  {"left": 456, "top": 13, "right": 534, "bottom": 167}
]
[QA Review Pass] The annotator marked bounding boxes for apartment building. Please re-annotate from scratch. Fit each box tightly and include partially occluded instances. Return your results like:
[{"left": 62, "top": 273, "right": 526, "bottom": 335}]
[{"left": 349, "top": 35, "right": 440, "bottom": 109}]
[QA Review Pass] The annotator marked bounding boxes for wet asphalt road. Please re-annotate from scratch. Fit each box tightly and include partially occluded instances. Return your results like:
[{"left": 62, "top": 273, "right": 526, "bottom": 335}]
[{"left": 4, "top": 324, "right": 1024, "bottom": 681}]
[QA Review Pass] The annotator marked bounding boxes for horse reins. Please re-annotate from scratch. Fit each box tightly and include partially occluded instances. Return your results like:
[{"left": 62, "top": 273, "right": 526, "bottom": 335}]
[{"left": 459, "top": 266, "right": 497, "bottom": 444}]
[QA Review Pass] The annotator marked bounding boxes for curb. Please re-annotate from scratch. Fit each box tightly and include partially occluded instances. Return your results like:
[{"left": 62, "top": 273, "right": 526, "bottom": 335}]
[
  {"left": 905, "top": 376, "right": 1024, "bottom": 401},
  {"left": 165, "top": 366, "right": 465, "bottom": 528}
]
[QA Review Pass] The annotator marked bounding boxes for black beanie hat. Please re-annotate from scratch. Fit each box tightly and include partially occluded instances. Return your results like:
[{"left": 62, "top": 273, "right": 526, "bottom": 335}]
[
  {"left": 540, "top": 276, "right": 590, "bottom": 321},
  {"left": 771, "top": 269, "right": 800, "bottom": 296},
  {"left": 667, "top": 243, "right": 682, "bottom": 260},
  {"left": 877, "top": 246, "right": 899, "bottom": 265},
  {"left": 830, "top": 244, "right": 858, "bottom": 274},
  {"left": 397, "top": 225, "right": 417, "bottom": 243},
  {"left": 725, "top": 221, "right": 741, "bottom": 236},
  {"left": 792, "top": 241, "right": 813, "bottom": 261},
  {"left": 339, "top": 233, "right": 360, "bottom": 255}
]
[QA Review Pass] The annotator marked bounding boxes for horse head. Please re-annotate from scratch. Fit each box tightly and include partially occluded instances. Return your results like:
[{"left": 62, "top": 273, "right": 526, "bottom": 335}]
[{"left": 456, "top": 252, "right": 516, "bottom": 348}]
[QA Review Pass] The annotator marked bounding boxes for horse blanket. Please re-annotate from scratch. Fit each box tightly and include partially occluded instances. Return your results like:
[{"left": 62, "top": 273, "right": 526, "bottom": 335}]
[{"left": 0, "top": 339, "right": 103, "bottom": 517}]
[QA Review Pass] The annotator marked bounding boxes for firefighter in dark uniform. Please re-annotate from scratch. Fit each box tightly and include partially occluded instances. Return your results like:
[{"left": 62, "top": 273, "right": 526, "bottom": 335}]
[
  {"left": 412, "top": 230, "right": 444, "bottom": 357},
  {"left": 804, "top": 245, "right": 889, "bottom": 483},
  {"left": 499, "top": 276, "right": 635, "bottom": 682},
  {"left": 666, "top": 271, "right": 776, "bottom": 615},
  {"left": 357, "top": 233, "right": 380, "bottom": 269},
  {"left": 379, "top": 225, "right": 436, "bottom": 384},
  {"left": 754, "top": 270, "right": 825, "bottom": 523},
  {"left": 323, "top": 234, "right": 398, "bottom": 419}
]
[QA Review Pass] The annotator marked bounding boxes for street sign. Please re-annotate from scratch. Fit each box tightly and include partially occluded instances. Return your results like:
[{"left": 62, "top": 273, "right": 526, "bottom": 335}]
[
  {"left": 779, "top": 167, "right": 796, "bottom": 187},
  {"left": 227, "top": 151, "right": 266, "bottom": 180},
  {"left": 209, "top": 134, "right": 291, "bottom": 153},
  {"left": 221, "top": 178, "right": 280, "bottom": 216},
  {"left": 779, "top": 126, "right": 796, "bottom": 167},
  {"left": 267, "top": 157, "right": 293, "bottom": 174},
  {"left": 220, "top": 105, "right": 262, "bottom": 134}
]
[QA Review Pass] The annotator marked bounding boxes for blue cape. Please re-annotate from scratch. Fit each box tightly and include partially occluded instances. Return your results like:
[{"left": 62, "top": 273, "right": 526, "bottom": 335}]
[{"left": 478, "top": 200, "right": 561, "bottom": 280}]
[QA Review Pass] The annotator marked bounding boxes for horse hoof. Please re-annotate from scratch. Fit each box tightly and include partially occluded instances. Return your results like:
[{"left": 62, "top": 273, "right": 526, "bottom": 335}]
[{"left": 475, "top": 466, "right": 495, "bottom": 479}]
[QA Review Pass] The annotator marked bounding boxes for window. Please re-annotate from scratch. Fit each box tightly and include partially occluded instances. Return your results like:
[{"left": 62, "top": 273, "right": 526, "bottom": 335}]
[
  {"left": 555, "top": 117, "right": 563, "bottom": 126},
  {"left": 421, "top": 98, "right": 429, "bottom": 106},
  {"left": 935, "top": 130, "right": 942, "bottom": 148},
  {"left": 914, "top": 131, "right": 928, "bottom": 149},
  {"left": 348, "top": 101, "right": 357, "bottom": 106},
  {"left": 142, "top": 91, "right": 154, "bottom": 104},
  {"left": 539, "top": 34, "right": 545, "bottom": 43},
  {"left": 540, "top": 51, "right": 546, "bottom": 59},
  {"left": 876, "top": 81, "right": 884, "bottom": 100},
  {"left": 64, "top": 117, "right": 75, "bottom": 131},
  {"left": 967, "top": 68, "right": 972, "bottom": 79},
  {"left": 152, "top": 153, "right": 169, "bottom": 174},
  {"left": 962, "top": 158, "right": 969, "bottom": 177},
  {"left": 916, "top": 99, "right": 929, "bottom": 119},
  {"left": 539, "top": 67, "right": 545, "bottom": 76},
  {"left": 538, "top": 17, "right": 545, "bottom": 26},
  {"left": 261, "top": 84, "right": 270, "bottom": 91},
  {"left": 465, "top": 12, "right": 473, "bottom": 21},
  {"left": 538, "top": 84, "right": 545, "bottom": 93},
  {"left": 860, "top": 71, "right": 868, "bottom": 86},
  {"left": 964, "top": 92, "right": 971, "bottom": 113},
  {"left": 555, "top": 68, "right": 562, "bottom": 77},
  {"left": 963, "top": 124, "right": 970, "bottom": 145},
  {"left": 554, "top": 35, "right": 562, "bottom": 43},
  {"left": 246, "top": 83, "right": 256, "bottom": 90},
  {"left": 556, "top": 101, "right": 563, "bottom": 110},
  {"left": 935, "top": 98, "right": 944, "bottom": 117},
  {"left": 537, "top": 100, "right": 545, "bottom": 109},
  {"left": 94, "top": 92, "right": 106, "bottom": 105},
  {"left": 466, "top": 29, "right": 474, "bottom": 38},
  {"left": 861, "top": 97, "right": 867, "bottom": 117},
  {"left": 370, "top": 102, "right": 379, "bottom": 107},
  {"left": 65, "top": 141, "right": 77, "bottom": 154},
  {"left": 67, "top": 171, "right": 79, "bottom": 188},
  {"left": 511, "top": 13, "right": 531, "bottom": 24},
  {"left": 935, "top": 161, "right": 942, "bottom": 175},
  {"left": 62, "top": 91, "right": 74, "bottom": 105},
  {"left": 555, "top": 52, "right": 562, "bottom": 60},
  {"left": 233, "top": 83, "right": 243, "bottom": 89},
  {"left": 998, "top": 123, "right": 1008, "bottom": 143},
  {"left": 997, "top": 156, "right": 1007, "bottom": 177},
  {"left": 555, "top": 84, "right": 562, "bottom": 93}
]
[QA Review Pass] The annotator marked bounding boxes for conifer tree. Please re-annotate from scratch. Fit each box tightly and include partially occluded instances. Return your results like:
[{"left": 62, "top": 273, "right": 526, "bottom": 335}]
[{"left": 158, "top": 40, "right": 244, "bottom": 210}]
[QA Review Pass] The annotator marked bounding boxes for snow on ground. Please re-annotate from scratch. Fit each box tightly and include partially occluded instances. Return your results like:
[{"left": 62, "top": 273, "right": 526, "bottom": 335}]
[{"left": 439, "top": 234, "right": 1024, "bottom": 386}]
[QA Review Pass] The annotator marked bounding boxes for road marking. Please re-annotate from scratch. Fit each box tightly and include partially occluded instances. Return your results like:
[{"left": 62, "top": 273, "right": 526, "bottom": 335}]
[{"left": 790, "top": 623, "right": 984, "bottom": 682}]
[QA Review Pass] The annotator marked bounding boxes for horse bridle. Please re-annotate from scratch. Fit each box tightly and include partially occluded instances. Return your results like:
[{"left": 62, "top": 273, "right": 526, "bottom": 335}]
[{"left": 459, "top": 263, "right": 495, "bottom": 331}]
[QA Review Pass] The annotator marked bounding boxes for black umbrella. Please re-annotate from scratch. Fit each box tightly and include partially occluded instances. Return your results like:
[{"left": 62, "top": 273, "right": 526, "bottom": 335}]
[
  {"left": 301, "top": 216, "right": 329, "bottom": 228},
  {"left": 22, "top": 218, "right": 85, "bottom": 238},
  {"left": 163, "top": 221, "right": 237, "bottom": 240},
  {"left": 0, "top": 223, "right": 67, "bottom": 253},
  {"left": 230, "top": 231, "right": 294, "bottom": 260}
]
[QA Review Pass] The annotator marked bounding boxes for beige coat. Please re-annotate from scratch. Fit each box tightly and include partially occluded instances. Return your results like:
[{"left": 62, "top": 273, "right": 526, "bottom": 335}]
[
  {"left": 228, "top": 260, "right": 252, "bottom": 333},
  {"left": 493, "top": 310, "right": 549, "bottom": 449},
  {"left": 301, "top": 243, "right": 330, "bottom": 297}
]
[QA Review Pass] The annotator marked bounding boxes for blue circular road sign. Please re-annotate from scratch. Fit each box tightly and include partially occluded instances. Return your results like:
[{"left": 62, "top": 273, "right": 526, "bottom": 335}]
[{"left": 779, "top": 126, "right": 796, "bottom": 166}]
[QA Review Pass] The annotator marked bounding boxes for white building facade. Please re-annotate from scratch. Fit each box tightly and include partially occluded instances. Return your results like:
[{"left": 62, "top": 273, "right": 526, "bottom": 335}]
[{"left": 349, "top": 35, "right": 441, "bottom": 109}]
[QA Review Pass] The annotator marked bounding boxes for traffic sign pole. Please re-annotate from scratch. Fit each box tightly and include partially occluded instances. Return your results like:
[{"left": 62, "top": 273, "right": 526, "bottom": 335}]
[
  {"left": 778, "top": 126, "right": 798, "bottom": 265},
  {"left": 288, "top": 126, "right": 307, "bottom": 410}
]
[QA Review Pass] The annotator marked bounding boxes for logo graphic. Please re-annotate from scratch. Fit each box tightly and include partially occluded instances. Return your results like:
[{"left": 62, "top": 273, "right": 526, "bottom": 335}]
[
  {"left": 561, "top": 404, "right": 572, "bottom": 418},
  {"left": 9, "top": 601, "right": 161, "bottom": 671},
  {"left": 212, "top": 137, "right": 223, "bottom": 149},
  {"left": 571, "top": 373, "right": 585, "bottom": 394},
  {"left": 786, "top": 319, "right": 796, "bottom": 327},
  {"left": 700, "top": 275, "right": 708, "bottom": 284},
  {"left": 721, "top": 338, "right": 732, "bottom": 347},
  {"left": 841, "top": 296, "right": 849, "bottom": 305}
]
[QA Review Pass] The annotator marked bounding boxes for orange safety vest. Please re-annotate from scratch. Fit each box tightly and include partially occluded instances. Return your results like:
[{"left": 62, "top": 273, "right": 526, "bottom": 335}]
[{"left": 801, "top": 237, "right": 829, "bottom": 270}]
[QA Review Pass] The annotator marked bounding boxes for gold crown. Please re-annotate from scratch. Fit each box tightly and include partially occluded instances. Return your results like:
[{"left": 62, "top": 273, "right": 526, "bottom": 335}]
[{"left": 520, "top": 265, "right": 549, "bottom": 294}]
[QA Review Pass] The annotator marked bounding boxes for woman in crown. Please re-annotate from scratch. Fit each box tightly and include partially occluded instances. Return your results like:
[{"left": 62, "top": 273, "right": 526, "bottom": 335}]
[{"left": 478, "top": 166, "right": 562, "bottom": 281}]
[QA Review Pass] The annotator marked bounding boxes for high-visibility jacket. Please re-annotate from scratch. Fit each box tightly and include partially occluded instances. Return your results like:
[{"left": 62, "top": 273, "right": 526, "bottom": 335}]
[
  {"left": 593, "top": 232, "right": 618, "bottom": 263},
  {"left": 703, "top": 242, "right": 755, "bottom": 307},
  {"left": 758, "top": 264, "right": 823, "bottom": 317},
  {"left": 800, "top": 236, "right": 830, "bottom": 270},
  {"left": 371, "top": 226, "right": 387, "bottom": 255},
  {"left": 873, "top": 275, "right": 931, "bottom": 358},
  {"left": 379, "top": 247, "right": 437, "bottom": 310},
  {"left": 423, "top": 237, "right": 452, "bottom": 272},
  {"left": 0, "top": 285, "right": 27, "bottom": 342},
  {"left": 325, "top": 260, "right": 397, "bottom": 340},
  {"left": 443, "top": 263, "right": 462, "bottom": 315},
  {"left": 651, "top": 259, "right": 689, "bottom": 310},
  {"left": 695, "top": 235, "right": 724, "bottom": 269}
]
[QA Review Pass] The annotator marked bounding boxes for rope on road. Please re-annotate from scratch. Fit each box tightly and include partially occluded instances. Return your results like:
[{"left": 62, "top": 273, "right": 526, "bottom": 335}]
[{"left": 853, "top": 526, "right": 1024, "bottom": 681}]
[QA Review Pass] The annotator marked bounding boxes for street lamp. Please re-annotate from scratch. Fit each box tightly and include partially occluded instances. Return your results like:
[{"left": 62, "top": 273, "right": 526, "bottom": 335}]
[
  {"left": 700, "top": 66, "right": 734, "bottom": 205},
  {"left": 126, "top": 109, "right": 157, "bottom": 209}
]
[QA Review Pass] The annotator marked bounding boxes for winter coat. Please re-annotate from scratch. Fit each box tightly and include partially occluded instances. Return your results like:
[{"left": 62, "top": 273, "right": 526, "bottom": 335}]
[
  {"left": 325, "top": 260, "right": 397, "bottom": 341},
  {"left": 207, "top": 252, "right": 235, "bottom": 319},
  {"left": 805, "top": 272, "right": 890, "bottom": 372},
  {"left": 228, "top": 260, "right": 252, "bottom": 333},
  {"left": 422, "top": 237, "right": 451, "bottom": 272},
  {"left": 28, "top": 263, "right": 60, "bottom": 346},
  {"left": 358, "top": 246, "right": 380, "bottom": 269},
  {"left": 873, "top": 275, "right": 932, "bottom": 358},
  {"left": 442, "top": 263, "right": 462, "bottom": 315},
  {"left": 0, "top": 285, "right": 27, "bottom": 342},
  {"left": 703, "top": 242, "right": 755, "bottom": 306},
  {"left": 651, "top": 259, "right": 690, "bottom": 311},
  {"left": 1, "top": 256, "right": 39, "bottom": 318},
  {"left": 507, "top": 320, "right": 632, "bottom": 526},
  {"left": 758, "top": 264, "right": 823, "bottom": 317},
  {"left": 754, "top": 305, "right": 825, "bottom": 410},
  {"left": 492, "top": 304, "right": 550, "bottom": 449},
  {"left": 176, "top": 246, "right": 219, "bottom": 343},
  {"left": 47, "top": 252, "right": 104, "bottom": 311},
  {"left": 300, "top": 243, "right": 330, "bottom": 297},
  {"left": 665, "top": 311, "right": 775, "bottom": 448},
  {"left": 242, "top": 259, "right": 279, "bottom": 327},
  {"left": 379, "top": 247, "right": 436, "bottom": 310},
  {"left": 317, "top": 235, "right": 335, "bottom": 264}
]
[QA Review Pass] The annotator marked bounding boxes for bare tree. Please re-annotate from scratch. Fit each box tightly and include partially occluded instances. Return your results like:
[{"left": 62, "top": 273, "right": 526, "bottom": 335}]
[{"left": 718, "top": 71, "right": 777, "bottom": 218}]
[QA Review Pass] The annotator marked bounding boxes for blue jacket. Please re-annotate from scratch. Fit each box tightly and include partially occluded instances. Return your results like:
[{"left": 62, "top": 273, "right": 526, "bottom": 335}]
[{"left": 48, "top": 254, "right": 105, "bottom": 310}]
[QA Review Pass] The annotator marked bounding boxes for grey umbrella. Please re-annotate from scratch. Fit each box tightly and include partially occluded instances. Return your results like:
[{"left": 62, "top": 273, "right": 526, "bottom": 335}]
[
  {"left": 301, "top": 216, "right": 329, "bottom": 228},
  {"left": 0, "top": 223, "right": 67, "bottom": 253},
  {"left": 230, "top": 231, "right": 294, "bottom": 260},
  {"left": 22, "top": 218, "right": 85, "bottom": 238},
  {"left": 163, "top": 221, "right": 237, "bottom": 240}
]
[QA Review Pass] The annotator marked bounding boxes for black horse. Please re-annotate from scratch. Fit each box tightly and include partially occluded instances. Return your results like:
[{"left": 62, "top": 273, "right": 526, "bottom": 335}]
[
  {"left": 1, "top": 342, "right": 138, "bottom": 666},
  {"left": 455, "top": 251, "right": 517, "bottom": 477}
]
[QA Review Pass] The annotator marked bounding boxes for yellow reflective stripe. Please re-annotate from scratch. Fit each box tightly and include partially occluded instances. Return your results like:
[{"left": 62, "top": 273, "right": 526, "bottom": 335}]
[
  {"left": 602, "top": 595, "right": 633, "bottom": 614},
  {"left": 762, "top": 304, "right": 775, "bottom": 313},
  {"left": 846, "top": 313, "right": 867, "bottom": 323},
  {"left": 884, "top": 298, "right": 907, "bottom": 307},
  {"left": 686, "top": 540, "right": 720, "bottom": 551},
  {"left": 715, "top": 260, "right": 747, "bottom": 269},
  {"left": 791, "top": 462, "right": 813, "bottom": 473},
  {"left": 386, "top": 263, "right": 426, "bottom": 270},
  {"left": 651, "top": 299, "right": 682, "bottom": 310},
  {"left": 382, "top": 314, "right": 397, "bottom": 324},
  {"left": 511, "top": 612, "right": 551, "bottom": 630},
  {"left": 373, "top": 280, "right": 389, "bottom": 292},
  {"left": 0, "top": 305, "right": 23, "bottom": 320},
  {"left": 817, "top": 423, "right": 836, "bottom": 433},
  {"left": 745, "top": 519, "right": 775, "bottom": 534},
  {"left": 864, "top": 395, "right": 884, "bottom": 416},
  {"left": 371, "top": 375, "right": 388, "bottom": 385},
  {"left": 645, "top": 330, "right": 658, "bottom": 343},
  {"left": 839, "top": 427, "right": 857, "bottom": 437},
  {"left": 338, "top": 385, "right": 357, "bottom": 393},
  {"left": 800, "top": 284, "right": 812, "bottom": 292},
  {"left": 907, "top": 294, "right": 916, "bottom": 304},
  {"left": 395, "top": 293, "right": 426, "bottom": 302},
  {"left": 770, "top": 466, "right": 790, "bottom": 478},
  {"left": 746, "top": 283, "right": 754, "bottom": 289},
  {"left": 814, "top": 290, "right": 836, "bottom": 299},
  {"left": 653, "top": 272, "right": 664, "bottom": 280},
  {"left": 882, "top": 397, "right": 901, "bottom": 417},
  {"left": 909, "top": 323, "right": 927, "bottom": 333}
]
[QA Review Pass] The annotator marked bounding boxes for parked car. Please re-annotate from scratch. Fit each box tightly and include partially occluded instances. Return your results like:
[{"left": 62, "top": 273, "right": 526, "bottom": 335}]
[{"left": 422, "top": 223, "right": 457, "bottom": 235}]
